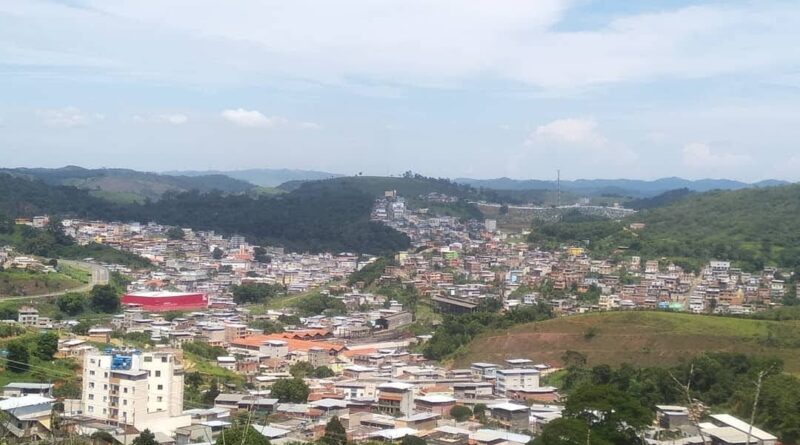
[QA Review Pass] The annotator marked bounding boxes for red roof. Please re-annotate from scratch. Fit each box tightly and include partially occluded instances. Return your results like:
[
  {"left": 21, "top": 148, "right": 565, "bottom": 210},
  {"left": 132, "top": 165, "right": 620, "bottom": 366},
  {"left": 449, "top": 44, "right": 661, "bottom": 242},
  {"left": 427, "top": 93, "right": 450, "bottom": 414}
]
[{"left": 231, "top": 334, "right": 346, "bottom": 353}]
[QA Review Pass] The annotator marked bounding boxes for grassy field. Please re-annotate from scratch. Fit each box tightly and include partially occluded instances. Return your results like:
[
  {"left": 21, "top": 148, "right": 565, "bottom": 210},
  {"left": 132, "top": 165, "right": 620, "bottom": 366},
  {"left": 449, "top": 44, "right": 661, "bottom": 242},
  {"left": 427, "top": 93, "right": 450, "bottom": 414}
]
[
  {"left": 0, "top": 269, "right": 84, "bottom": 297},
  {"left": 456, "top": 311, "right": 800, "bottom": 372}
]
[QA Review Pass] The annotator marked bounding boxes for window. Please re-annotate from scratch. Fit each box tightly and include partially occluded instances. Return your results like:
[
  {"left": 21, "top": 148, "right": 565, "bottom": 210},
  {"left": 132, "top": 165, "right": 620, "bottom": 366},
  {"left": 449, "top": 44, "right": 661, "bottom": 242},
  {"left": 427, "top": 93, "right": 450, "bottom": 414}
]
[
  {"left": 144, "top": 356, "right": 152, "bottom": 362},
  {"left": 89, "top": 382, "right": 95, "bottom": 389},
  {"left": 88, "top": 394, "right": 94, "bottom": 400},
  {"left": 161, "top": 356, "right": 167, "bottom": 363},
  {"left": 123, "top": 387, "right": 128, "bottom": 393},
  {"left": 89, "top": 370, "right": 95, "bottom": 376},
  {"left": 103, "top": 396, "right": 107, "bottom": 402},
  {"left": 155, "top": 370, "right": 161, "bottom": 377},
  {"left": 104, "top": 372, "right": 108, "bottom": 377},
  {"left": 157, "top": 396, "right": 163, "bottom": 402},
  {"left": 157, "top": 384, "right": 163, "bottom": 390},
  {"left": 103, "top": 384, "right": 108, "bottom": 390},
  {"left": 102, "top": 408, "right": 106, "bottom": 414},
  {"left": 88, "top": 406, "right": 94, "bottom": 413},
  {"left": 123, "top": 399, "right": 127, "bottom": 406}
]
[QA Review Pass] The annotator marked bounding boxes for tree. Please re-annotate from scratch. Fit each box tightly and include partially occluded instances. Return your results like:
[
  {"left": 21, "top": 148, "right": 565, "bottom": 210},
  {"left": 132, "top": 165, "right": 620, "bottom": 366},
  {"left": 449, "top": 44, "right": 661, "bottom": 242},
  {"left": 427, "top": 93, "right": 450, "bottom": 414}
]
[
  {"left": 321, "top": 416, "right": 347, "bottom": 445},
  {"left": 162, "top": 311, "right": 184, "bottom": 322},
  {"left": 203, "top": 380, "right": 221, "bottom": 405},
  {"left": 290, "top": 361, "right": 315, "bottom": 379},
  {"left": 212, "top": 247, "right": 224, "bottom": 260},
  {"left": 253, "top": 247, "right": 271, "bottom": 263},
  {"left": 46, "top": 217, "right": 73, "bottom": 246},
  {"left": 532, "top": 418, "right": 611, "bottom": 445},
  {"left": 270, "top": 378, "right": 309, "bottom": 403},
  {"left": 36, "top": 331, "right": 59, "bottom": 361},
  {"left": 473, "top": 403, "right": 487, "bottom": 421},
  {"left": 215, "top": 425, "right": 270, "bottom": 445},
  {"left": 57, "top": 292, "right": 86, "bottom": 316},
  {"left": 90, "top": 284, "right": 120, "bottom": 313},
  {"left": 166, "top": 227, "right": 185, "bottom": 240},
  {"left": 450, "top": 405, "right": 472, "bottom": 422},
  {"left": 563, "top": 384, "right": 653, "bottom": 445},
  {"left": 561, "top": 350, "right": 587, "bottom": 368},
  {"left": 232, "top": 283, "right": 284, "bottom": 304},
  {"left": 72, "top": 319, "right": 92, "bottom": 335},
  {"left": 132, "top": 429, "right": 158, "bottom": 445},
  {"left": 186, "top": 371, "right": 204, "bottom": 388},
  {"left": 6, "top": 340, "right": 30, "bottom": 373},
  {"left": 313, "top": 366, "right": 335, "bottom": 378},
  {"left": 402, "top": 436, "right": 427, "bottom": 445},
  {"left": 0, "top": 212, "right": 13, "bottom": 234}
]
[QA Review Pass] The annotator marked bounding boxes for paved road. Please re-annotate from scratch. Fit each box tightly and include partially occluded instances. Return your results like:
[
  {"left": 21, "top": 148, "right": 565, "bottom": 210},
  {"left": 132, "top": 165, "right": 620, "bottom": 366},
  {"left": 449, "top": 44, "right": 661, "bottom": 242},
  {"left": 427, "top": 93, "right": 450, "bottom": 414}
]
[{"left": 0, "top": 259, "right": 110, "bottom": 301}]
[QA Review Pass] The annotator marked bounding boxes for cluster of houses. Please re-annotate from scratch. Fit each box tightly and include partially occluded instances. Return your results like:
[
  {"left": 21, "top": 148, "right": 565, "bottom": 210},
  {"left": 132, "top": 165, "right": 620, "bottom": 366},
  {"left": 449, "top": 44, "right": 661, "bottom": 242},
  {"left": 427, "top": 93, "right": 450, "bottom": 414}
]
[
  {"left": 0, "top": 198, "right": 790, "bottom": 444},
  {"left": 0, "top": 247, "right": 56, "bottom": 273}
]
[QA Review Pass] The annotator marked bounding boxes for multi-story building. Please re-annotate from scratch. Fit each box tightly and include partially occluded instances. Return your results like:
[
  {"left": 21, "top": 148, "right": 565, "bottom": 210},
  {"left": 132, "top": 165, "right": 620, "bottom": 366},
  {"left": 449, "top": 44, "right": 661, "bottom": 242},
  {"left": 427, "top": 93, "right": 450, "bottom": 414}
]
[
  {"left": 17, "top": 306, "right": 39, "bottom": 327},
  {"left": 495, "top": 368, "right": 540, "bottom": 396},
  {"left": 376, "top": 382, "right": 414, "bottom": 416},
  {"left": 81, "top": 350, "right": 191, "bottom": 434}
]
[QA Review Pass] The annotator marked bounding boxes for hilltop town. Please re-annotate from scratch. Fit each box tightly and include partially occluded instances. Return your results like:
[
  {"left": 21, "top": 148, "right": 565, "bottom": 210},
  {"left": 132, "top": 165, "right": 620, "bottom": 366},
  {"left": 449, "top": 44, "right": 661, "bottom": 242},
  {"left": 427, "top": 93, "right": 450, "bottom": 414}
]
[{"left": 0, "top": 187, "right": 791, "bottom": 445}]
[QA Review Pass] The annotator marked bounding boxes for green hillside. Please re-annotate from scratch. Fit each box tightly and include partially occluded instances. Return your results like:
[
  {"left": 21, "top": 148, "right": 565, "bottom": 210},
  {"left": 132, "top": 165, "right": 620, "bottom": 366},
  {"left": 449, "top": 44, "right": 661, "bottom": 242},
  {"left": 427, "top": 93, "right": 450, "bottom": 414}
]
[
  {"left": 457, "top": 311, "right": 800, "bottom": 372},
  {"left": 283, "top": 175, "right": 478, "bottom": 198},
  {"left": 0, "top": 173, "right": 410, "bottom": 255},
  {"left": 528, "top": 183, "right": 800, "bottom": 270},
  {"left": 0, "top": 269, "right": 84, "bottom": 297},
  {"left": 3, "top": 166, "right": 255, "bottom": 202},
  {"left": 289, "top": 175, "right": 573, "bottom": 205}
]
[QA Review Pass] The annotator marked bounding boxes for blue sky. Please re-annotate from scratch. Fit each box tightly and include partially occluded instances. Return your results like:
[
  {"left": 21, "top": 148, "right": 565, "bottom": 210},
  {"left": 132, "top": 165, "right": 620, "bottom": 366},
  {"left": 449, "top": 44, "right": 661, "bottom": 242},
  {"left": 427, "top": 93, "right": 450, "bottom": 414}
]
[{"left": 2, "top": 0, "right": 800, "bottom": 181}]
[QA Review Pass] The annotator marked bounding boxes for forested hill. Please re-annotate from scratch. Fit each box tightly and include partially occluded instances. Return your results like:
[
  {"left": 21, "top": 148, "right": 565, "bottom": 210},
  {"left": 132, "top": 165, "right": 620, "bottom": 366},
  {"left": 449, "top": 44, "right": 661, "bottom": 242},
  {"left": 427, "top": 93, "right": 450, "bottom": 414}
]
[
  {"left": 0, "top": 174, "right": 409, "bottom": 254},
  {"left": 107, "top": 184, "right": 410, "bottom": 254},
  {"left": 283, "top": 174, "right": 546, "bottom": 205},
  {"left": 2, "top": 166, "right": 255, "bottom": 202},
  {"left": 457, "top": 176, "right": 788, "bottom": 197},
  {"left": 625, "top": 188, "right": 695, "bottom": 210},
  {"left": 281, "top": 175, "right": 479, "bottom": 198},
  {"left": 528, "top": 183, "right": 800, "bottom": 270}
]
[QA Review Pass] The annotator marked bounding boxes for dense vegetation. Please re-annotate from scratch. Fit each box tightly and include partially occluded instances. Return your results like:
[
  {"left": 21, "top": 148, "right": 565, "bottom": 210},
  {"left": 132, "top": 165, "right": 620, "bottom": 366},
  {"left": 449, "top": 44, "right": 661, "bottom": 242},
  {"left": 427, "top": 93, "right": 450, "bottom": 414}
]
[
  {"left": 232, "top": 283, "right": 286, "bottom": 304},
  {"left": 534, "top": 383, "right": 652, "bottom": 445},
  {"left": 552, "top": 353, "right": 800, "bottom": 444},
  {"left": 0, "top": 173, "right": 410, "bottom": 255},
  {"left": 625, "top": 188, "right": 694, "bottom": 210},
  {"left": 3, "top": 166, "right": 255, "bottom": 202},
  {"left": 528, "top": 184, "right": 800, "bottom": 271},
  {"left": 422, "top": 301, "right": 553, "bottom": 360}
]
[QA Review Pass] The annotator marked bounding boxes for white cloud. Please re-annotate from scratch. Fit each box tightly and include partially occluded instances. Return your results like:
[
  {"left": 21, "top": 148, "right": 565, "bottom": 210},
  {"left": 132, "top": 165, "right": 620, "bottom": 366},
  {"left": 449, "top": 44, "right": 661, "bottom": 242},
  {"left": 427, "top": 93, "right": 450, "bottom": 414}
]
[
  {"left": 521, "top": 118, "right": 638, "bottom": 175},
  {"left": 531, "top": 118, "right": 607, "bottom": 146},
  {"left": 682, "top": 142, "right": 751, "bottom": 169},
  {"left": 2, "top": 1, "right": 799, "bottom": 91},
  {"left": 36, "top": 107, "right": 104, "bottom": 128},
  {"left": 220, "top": 109, "right": 318, "bottom": 129},
  {"left": 221, "top": 108, "right": 284, "bottom": 128}
]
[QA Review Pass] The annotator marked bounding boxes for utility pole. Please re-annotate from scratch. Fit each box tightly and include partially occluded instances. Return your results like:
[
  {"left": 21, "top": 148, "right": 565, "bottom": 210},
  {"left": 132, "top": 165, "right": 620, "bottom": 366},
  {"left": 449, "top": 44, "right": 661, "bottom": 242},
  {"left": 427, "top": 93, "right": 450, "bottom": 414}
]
[
  {"left": 746, "top": 369, "right": 770, "bottom": 445},
  {"left": 557, "top": 169, "right": 562, "bottom": 223}
]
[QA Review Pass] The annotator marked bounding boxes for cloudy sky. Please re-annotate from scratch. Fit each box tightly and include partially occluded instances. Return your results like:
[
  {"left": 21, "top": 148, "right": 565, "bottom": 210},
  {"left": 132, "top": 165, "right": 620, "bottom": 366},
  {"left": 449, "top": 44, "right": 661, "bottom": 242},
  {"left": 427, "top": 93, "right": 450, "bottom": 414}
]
[{"left": 2, "top": 0, "right": 800, "bottom": 181}]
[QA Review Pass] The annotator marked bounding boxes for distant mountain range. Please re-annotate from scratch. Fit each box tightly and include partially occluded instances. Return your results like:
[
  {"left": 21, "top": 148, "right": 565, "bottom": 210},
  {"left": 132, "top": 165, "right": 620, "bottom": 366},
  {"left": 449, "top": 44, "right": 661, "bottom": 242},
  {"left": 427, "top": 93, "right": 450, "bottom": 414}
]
[
  {"left": 455, "top": 177, "right": 790, "bottom": 197},
  {"left": 165, "top": 168, "right": 342, "bottom": 187},
  {"left": 0, "top": 166, "right": 255, "bottom": 202}
]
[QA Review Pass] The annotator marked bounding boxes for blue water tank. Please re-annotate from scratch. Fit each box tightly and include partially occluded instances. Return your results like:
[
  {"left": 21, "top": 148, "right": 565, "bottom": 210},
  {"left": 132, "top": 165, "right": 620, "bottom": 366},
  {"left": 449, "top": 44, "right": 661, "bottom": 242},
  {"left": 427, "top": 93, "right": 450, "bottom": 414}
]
[{"left": 111, "top": 355, "right": 132, "bottom": 370}]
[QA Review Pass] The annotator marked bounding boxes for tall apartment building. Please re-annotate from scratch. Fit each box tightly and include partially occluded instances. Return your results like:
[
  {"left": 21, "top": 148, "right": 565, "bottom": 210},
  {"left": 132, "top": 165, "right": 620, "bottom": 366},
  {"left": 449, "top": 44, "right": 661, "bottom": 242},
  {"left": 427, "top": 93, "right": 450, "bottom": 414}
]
[
  {"left": 495, "top": 368, "right": 540, "bottom": 396},
  {"left": 81, "top": 350, "right": 191, "bottom": 434}
]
